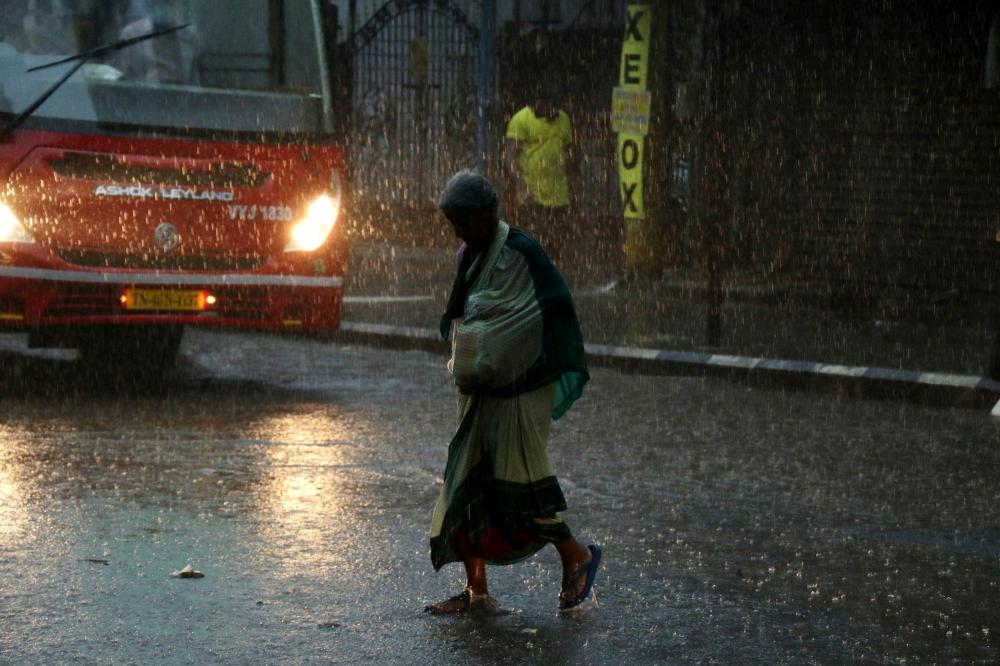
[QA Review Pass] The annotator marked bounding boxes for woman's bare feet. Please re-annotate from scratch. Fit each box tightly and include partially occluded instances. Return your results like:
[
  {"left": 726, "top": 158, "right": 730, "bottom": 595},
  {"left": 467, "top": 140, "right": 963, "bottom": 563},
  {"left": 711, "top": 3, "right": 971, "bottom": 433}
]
[{"left": 424, "top": 588, "right": 502, "bottom": 616}]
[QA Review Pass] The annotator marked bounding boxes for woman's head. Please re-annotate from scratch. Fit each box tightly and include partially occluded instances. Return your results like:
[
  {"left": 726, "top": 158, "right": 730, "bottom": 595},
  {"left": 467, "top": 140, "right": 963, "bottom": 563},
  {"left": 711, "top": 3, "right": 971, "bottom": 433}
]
[
  {"left": 437, "top": 170, "right": 500, "bottom": 252},
  {"left": 437, "top": 170, "right": 499, "bottom": 219}
]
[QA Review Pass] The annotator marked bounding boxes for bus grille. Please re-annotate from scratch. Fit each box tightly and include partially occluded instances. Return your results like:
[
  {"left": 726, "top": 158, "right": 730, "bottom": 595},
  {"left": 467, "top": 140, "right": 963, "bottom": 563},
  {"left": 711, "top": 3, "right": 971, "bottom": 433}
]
[
  {"left": 48, "top": 152, "right": 270, "bottom": 188},
  {"left": 58, "top": 250, "right": 268, "bottom": 271}
]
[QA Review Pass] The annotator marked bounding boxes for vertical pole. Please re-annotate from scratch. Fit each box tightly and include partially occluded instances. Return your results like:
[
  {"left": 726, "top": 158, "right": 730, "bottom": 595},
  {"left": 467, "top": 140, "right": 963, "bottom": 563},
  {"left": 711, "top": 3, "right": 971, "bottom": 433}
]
[
  {"left": 476, "top": 0, "right": 496, "bottom": 173},
  {"left": 309, "top": 0, "right": 334, "bottom": 132},
  {"left": 703, "top": 1, "right": 724, "bottom": 347},
  {"left": 268, "top": 0, "right": 286, "bottom": 88},
  {"left": 989, "top": 310, "right": 1000, "bottom": 380}
]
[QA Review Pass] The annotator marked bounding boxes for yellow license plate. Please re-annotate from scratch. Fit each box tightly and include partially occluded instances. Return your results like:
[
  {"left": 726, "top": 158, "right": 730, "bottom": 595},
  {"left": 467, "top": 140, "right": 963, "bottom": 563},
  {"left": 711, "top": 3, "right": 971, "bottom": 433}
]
[{"left": 124, "top": 289, "right": 206, "bottom": 311}]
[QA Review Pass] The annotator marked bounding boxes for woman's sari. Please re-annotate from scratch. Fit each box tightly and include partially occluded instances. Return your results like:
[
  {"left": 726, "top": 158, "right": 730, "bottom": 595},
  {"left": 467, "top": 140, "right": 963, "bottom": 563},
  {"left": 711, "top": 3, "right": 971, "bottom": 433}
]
[{"left": 430, "top": 221, "right": 589, "bottom": 570}]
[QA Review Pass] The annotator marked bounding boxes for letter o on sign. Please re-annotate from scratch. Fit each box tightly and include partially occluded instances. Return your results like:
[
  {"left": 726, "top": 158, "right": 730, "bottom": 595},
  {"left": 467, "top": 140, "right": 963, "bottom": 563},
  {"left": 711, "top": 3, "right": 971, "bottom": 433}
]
[{"left": 621, "top": 138, "right": 640, "bottom": 170}]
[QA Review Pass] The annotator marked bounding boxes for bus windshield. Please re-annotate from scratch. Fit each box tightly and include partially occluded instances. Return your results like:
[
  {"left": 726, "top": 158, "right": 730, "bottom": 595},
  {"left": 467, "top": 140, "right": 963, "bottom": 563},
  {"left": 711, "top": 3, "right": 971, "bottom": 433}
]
[{"left": 0, "top": 0, "right": 330, "bottom": 136}]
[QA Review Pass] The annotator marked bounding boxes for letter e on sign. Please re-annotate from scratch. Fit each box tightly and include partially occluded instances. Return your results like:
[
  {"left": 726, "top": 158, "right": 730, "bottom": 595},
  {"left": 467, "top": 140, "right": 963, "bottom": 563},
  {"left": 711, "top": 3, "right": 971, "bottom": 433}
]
[{"left": 624, "top": 53, "right": 643, "bottom": 85}]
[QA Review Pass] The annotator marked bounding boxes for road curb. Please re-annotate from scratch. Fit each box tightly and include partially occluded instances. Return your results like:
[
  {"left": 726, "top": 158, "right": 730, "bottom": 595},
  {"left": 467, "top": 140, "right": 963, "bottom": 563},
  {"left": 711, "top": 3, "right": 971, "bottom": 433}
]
[{"left": 335, "top": 321, "right": 1000, "bottom": 409}]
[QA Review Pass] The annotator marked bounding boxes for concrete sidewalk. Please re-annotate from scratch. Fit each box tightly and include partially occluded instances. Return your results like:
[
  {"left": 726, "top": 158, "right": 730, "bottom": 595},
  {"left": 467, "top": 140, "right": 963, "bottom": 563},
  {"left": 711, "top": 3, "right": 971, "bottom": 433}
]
[{"left": 337, "top": 241, "right": 1000, "bottom": 410}]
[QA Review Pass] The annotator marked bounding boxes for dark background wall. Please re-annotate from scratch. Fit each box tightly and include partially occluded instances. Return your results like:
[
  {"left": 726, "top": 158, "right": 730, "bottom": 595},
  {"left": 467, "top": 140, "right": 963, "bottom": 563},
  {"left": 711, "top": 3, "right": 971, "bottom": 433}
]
[{"left": 713, "top": 0, "right": 1000, "bottom": 297}]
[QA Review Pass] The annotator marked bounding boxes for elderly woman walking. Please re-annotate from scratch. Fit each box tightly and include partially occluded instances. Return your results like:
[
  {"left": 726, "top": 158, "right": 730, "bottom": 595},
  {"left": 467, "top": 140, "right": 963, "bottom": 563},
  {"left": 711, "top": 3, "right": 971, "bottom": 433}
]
[{"left": 425, "top": 170, "right": 601, "bottom": 615}]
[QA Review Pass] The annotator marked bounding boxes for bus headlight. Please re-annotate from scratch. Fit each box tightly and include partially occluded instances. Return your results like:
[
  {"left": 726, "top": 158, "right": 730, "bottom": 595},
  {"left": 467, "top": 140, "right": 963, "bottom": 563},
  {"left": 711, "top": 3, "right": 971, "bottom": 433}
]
[
  {"left": 0, "top": 203, "right": 33, "bottom": 243},
  {"left": 285, "top": 172, "right": 342, "bottom": 253}
]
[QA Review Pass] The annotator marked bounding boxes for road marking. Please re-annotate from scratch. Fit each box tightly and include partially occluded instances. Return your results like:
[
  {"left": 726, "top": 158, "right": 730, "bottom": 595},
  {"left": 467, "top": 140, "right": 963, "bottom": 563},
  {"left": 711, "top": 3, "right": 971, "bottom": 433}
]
[{"left": 336, "top": 320, "right": 1000, "bottom": 408}]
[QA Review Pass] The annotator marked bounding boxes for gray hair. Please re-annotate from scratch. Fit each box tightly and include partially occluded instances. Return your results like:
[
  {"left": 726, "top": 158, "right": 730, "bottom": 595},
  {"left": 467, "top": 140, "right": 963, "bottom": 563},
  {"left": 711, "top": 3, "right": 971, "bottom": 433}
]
[{"left": 437, "top": 169, "right": 499, "bottom": 217}]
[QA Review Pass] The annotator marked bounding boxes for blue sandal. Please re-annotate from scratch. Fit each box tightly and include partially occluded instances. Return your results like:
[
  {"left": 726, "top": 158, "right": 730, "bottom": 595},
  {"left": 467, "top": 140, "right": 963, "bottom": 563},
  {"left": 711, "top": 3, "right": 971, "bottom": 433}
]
[{"left": 559, "top": 544, "right": 602, "bottom": 611}]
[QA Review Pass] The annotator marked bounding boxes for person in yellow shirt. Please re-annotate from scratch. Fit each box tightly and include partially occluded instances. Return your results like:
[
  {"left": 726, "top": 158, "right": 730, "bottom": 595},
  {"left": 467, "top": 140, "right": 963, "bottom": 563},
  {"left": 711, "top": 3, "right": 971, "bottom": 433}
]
[{"left": 503, "top": 93, "right": 578, "bottom": 265}]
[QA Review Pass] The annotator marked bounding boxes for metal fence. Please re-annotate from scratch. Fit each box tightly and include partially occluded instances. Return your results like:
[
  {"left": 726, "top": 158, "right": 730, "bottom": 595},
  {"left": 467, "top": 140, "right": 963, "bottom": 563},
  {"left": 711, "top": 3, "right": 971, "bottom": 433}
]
[{"left": 346, "top": 0, "right": 480, "bottom": 219}]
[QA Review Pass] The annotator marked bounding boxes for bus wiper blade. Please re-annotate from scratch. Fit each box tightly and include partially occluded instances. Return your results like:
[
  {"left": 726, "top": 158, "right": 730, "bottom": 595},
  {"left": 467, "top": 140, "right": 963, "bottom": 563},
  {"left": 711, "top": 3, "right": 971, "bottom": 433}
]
[
  {"left": 0, "top": 24, "right": 189, "bottom": 142},
  {"left": 26, "top": 23, "right": 190, "bottom": 72}
]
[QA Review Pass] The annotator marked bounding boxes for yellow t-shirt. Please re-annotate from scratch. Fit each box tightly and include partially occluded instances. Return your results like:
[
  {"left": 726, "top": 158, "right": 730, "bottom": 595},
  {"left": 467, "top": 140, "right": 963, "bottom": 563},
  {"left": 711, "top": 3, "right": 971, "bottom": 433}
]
[{"left": 505, "top": 106, "right": 572, "bottom": 207}]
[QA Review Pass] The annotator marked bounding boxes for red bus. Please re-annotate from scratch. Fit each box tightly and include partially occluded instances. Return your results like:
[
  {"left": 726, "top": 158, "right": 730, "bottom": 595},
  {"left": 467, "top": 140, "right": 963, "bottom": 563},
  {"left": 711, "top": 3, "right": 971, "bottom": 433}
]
[{"left": 0, "top": 1, "right": 347, "bottom": 369}]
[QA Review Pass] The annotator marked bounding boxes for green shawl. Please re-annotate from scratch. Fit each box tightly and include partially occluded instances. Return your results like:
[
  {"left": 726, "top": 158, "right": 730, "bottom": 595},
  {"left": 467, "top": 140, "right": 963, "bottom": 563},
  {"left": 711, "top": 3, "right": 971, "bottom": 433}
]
[{"left": 440, "top": 222, "right": 588, "bottom": 419}]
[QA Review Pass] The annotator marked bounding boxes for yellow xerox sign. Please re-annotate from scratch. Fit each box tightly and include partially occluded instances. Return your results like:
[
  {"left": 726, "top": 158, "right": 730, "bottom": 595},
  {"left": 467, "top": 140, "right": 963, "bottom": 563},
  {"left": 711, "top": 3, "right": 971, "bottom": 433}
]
[{"left": 616, "top": 4, "right": 650, "bottom": 220}]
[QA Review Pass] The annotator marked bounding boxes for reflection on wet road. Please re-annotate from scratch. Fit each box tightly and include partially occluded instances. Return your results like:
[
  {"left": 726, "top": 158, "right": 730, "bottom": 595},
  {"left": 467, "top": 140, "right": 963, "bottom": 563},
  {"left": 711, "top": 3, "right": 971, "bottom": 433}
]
[{"left": 0, "top": 329, "right": 997, "bottom": 664}]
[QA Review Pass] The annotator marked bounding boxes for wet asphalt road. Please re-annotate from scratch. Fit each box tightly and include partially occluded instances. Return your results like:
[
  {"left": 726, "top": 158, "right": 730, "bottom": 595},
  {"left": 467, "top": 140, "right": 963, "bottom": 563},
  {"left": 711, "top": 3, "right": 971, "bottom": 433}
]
[{"left": 0, "top": 327, "right": 998, "bottom": 665}]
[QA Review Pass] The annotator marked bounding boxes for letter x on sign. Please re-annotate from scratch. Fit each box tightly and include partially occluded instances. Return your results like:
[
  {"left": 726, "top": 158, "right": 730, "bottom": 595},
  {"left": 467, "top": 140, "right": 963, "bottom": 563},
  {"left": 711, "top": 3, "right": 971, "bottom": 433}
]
[
  {"left": 622, "top": 182, "right": 639, "bottom": 214},
  {"left": 625, "top": 9, "right": 645, "bottom": 42}
]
